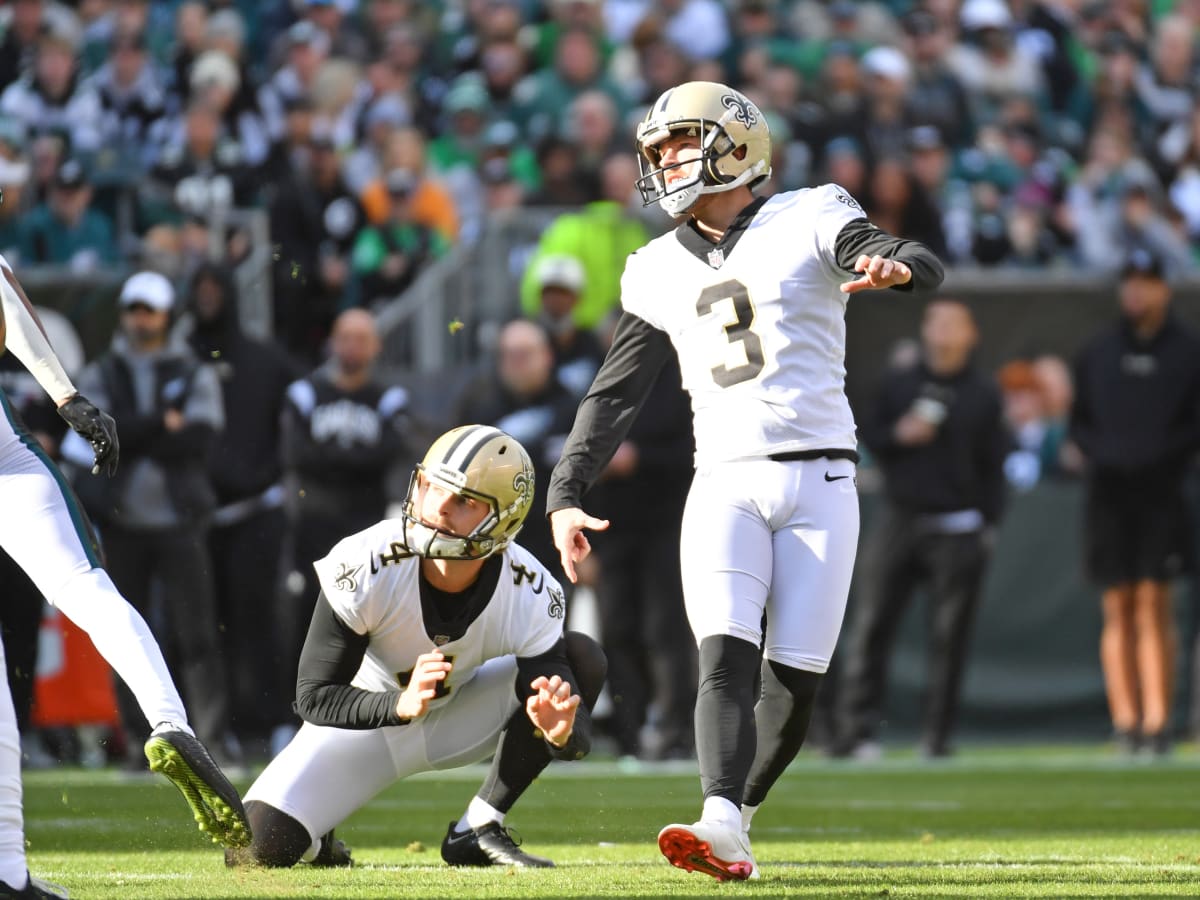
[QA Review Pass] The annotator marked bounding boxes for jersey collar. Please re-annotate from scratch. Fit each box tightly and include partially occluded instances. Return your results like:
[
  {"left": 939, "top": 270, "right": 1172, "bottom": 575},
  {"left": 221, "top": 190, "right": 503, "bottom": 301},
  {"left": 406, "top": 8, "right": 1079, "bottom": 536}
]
[
  {"left": 675, "top": 196, "right": 769, "bottom": 269},
  {"left": 418, "top": 554, "right": 503, "bottom": 646}
]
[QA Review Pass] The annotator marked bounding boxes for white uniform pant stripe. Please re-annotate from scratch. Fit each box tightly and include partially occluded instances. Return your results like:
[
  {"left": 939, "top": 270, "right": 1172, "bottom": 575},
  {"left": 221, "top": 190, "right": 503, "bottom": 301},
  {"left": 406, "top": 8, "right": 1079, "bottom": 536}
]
[
  {"left": 679, "top": 457, "right": 859, "bottom": 672},
  {"left": 0, "top": 432, "right": 187, "bottom": 729},
  {"left": 244, "top": 655, "right": 522, "bottom": 847}
]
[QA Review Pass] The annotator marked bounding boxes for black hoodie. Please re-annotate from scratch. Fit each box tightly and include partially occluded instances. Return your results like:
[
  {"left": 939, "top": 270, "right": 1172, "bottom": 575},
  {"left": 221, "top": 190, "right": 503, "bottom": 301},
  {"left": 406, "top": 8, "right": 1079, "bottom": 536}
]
[
  {"left": 860, "top": 358, "right": 1011, "bottom": 525},
  {"left": 185, "top": 262, "right": 297, "bottom": 505},
  {"left": 1070, "top": 312, "right": 1200, "bottom": 476}
]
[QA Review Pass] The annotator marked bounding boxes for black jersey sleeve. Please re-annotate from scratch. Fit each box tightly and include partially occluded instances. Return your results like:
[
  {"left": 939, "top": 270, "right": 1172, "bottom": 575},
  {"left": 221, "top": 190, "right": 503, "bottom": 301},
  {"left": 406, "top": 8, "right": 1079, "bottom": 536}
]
[
  {"left": 515, "top": 637, "right": 593, "bottom": 760},
  {"left": 545, "top": 311, "right": 674, "bottom": 513},
  {"left": 833, "top": 218, "right": 945, "bottom": 292},
  {"left": 293, "top": 592, "right": 408, "bottom": 729}
]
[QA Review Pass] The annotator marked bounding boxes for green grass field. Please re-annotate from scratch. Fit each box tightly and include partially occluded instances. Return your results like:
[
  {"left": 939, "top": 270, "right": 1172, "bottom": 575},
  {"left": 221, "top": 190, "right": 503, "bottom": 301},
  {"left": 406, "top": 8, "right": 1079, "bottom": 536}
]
[{"left": 21, "top": 744, "right": 1200, "bottom": 899}]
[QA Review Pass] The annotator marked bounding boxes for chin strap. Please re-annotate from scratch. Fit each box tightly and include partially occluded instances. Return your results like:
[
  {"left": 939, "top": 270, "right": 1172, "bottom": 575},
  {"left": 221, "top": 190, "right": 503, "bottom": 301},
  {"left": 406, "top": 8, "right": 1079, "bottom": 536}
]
[{"left": 403, "top": 516, "right": 495, "bottom": 560}]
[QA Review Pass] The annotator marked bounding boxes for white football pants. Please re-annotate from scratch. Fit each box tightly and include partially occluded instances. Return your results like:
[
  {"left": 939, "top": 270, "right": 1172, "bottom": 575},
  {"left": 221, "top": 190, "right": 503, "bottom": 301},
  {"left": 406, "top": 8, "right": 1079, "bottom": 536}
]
[
  {"left": 244, "top": 654, "right": 522, "bottom": 855},
  {"left": 679, "top": 456, "right": 860, "bottom": 672}
]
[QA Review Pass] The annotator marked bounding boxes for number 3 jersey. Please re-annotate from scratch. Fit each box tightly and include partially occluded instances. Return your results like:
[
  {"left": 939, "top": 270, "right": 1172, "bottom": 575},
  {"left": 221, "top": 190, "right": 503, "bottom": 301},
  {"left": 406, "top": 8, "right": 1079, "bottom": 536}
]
[
  {"left": 312, "top": 519, "right": 568, "bottom": 713},
  {"left": 621, "top": 184, "right": 865, "bottom": 466}
]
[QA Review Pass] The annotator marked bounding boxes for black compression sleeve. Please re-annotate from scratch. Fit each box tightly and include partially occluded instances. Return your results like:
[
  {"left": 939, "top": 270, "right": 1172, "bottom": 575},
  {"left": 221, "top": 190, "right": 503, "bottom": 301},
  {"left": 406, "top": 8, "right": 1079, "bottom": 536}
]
[
  {"left": 515, "top": 636, "right": 598, "bottom": 760},
  {"left": 293, "top": 592, "right": 407, "bottom": 729},
  {"left": 833, "top": 218, "right": 945, "bottom": 293},
  {"left": 546, "top": 311, "right": 674, "bottom": 513},
  {"left": 474, "top": 633, "right": 607, "bottom": 813}
]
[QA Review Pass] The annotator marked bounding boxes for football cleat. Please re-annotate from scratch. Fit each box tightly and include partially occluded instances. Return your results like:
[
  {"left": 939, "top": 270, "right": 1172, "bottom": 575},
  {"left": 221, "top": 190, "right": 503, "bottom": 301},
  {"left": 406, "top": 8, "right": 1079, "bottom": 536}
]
[
  {"left": 0, "top": 874, "right": 69, "bottom": 898},
  {"left": 440, "top": 821, "right": 555, "bottom": 868},
  {"left": 311, "top": 830, "right": 353, "bottom": 867},
  {"left": 658, "top": 820, "right": 759, "bottom": 881},
  {"left": 144, "top": 725, "right": 251, "bottom": 849}
]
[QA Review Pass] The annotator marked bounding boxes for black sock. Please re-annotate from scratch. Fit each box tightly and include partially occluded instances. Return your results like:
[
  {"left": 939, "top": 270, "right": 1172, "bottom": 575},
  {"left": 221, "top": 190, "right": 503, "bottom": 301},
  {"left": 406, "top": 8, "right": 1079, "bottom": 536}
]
[
  {"left": 477, "top": 631, "right": 606, "bottom": 812},
  {"left": 743, "top": 660, "right": 821, "bottom": 808},
  {"left": 243, "top": 800, "right": 313, "bottom": 867},
  {"left": 695, "top": 634, "right": 761, "bottom": 805}
]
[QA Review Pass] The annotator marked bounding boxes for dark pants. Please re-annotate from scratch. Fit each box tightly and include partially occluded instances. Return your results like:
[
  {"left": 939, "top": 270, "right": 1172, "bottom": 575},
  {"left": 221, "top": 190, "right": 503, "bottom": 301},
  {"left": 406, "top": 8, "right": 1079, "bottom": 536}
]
[
  {"left": 592, "top": 523, "right": 696, "bottom": 758},
  {"left": 210, "top": 507, "right": 287, "bottom": 740},
  {"left": 102, "top": 523, "right": 231, "bottom": 750},
  {"left": 838, "top": 504, "right": 990, "bottom": 754},
  {"left": 0, "top": 548, "right": 43, "bottom": 732}
]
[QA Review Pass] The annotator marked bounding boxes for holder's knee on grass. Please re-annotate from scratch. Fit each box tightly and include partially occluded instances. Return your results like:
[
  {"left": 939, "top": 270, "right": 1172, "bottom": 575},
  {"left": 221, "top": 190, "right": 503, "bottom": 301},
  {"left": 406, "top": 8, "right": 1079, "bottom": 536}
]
[{"left": 225, "top": 800, "right": 350, "bottom": 868}]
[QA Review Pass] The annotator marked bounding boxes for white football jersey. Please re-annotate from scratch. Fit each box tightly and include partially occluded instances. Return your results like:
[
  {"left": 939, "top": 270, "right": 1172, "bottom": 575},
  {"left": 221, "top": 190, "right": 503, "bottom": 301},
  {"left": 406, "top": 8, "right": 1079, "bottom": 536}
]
[
  {"left": 621, "top": 184, "right": 864, "bottom": 465},
  {"left": 312, "top": 518, "right": 567, "bottom": 711}
]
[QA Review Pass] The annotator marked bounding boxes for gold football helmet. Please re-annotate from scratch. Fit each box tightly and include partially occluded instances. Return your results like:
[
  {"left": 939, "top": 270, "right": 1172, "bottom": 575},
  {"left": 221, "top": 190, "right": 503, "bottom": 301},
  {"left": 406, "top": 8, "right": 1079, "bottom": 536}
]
[
  {"left": 402, "top": 424, "right": 535, "bottom": 560},
  {"left": 634, "top": 81, "right": 772, "bottom": 217}
]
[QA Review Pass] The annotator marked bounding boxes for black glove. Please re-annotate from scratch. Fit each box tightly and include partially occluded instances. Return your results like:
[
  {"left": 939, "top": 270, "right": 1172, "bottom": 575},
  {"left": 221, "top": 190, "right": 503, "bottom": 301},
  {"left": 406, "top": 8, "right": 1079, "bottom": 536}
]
[{"left": 58, "top": 394, "right": 120, "bottom": 476}]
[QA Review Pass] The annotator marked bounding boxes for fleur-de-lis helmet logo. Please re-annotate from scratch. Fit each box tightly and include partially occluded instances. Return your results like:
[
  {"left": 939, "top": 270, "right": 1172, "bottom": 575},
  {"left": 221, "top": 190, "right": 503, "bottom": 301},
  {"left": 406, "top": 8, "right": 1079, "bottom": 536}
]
[
  {"left": 512, "top": 466, "right": 533, "bottom": 506},
  {"left": 721, "top": 92, "right": 758, "bottom": 128}
]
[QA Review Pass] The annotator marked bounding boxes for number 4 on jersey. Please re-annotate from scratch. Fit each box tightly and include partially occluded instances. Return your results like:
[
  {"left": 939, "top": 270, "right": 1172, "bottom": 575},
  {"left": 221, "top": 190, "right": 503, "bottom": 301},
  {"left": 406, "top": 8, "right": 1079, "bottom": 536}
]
[{"left": 396, "top": 655, "right": 456, "bottom": 700}]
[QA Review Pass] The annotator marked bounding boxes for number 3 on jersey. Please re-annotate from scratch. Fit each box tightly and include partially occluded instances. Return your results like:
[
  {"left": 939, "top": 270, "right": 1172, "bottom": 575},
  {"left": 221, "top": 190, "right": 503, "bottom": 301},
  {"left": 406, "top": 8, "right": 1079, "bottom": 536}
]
[{"left": 697, "top": 279, "right": 765, "bottom": 387}]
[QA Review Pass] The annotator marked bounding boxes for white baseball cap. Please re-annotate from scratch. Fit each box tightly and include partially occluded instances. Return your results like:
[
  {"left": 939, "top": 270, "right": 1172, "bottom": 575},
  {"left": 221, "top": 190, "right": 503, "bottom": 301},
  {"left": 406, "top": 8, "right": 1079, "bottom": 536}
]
[
  {"left": 861, "top": 46, "right": 912, "bottom": 84},
  {"left": 535, "top": 255, "right": 585, "bottom": 293},
  {"left": 119, "top": 271, "right": 175, "bottom": 311},
  {"left": 960, "top": 0, "right": 1013, "bottom": 30}
]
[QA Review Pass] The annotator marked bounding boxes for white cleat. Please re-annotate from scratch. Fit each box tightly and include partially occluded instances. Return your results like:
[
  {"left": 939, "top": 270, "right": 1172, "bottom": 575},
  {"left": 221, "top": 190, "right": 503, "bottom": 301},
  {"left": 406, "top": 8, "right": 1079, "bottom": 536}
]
[{"left": 658, "top": 820, "right": 760, "bottom": 881}]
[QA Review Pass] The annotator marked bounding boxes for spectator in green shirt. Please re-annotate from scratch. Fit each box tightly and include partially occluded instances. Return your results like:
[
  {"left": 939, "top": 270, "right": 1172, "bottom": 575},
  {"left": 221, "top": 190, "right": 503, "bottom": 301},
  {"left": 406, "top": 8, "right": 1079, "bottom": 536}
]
[
  {"left": 18, "top": 158, "right": 118, "bottom": 271},
  {"left": 520, "top": 153, "right": 652, "bottom": 331},
  {"left": 351, "top": 167, "right": 450, "bottom": 308}
]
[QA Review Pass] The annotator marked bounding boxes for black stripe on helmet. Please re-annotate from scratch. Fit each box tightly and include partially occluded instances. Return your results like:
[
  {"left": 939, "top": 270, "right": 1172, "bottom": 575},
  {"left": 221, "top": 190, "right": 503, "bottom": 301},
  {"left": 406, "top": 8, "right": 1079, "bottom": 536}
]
[{"left": 444, "top": 425, "right": 504, "bottom": 473}]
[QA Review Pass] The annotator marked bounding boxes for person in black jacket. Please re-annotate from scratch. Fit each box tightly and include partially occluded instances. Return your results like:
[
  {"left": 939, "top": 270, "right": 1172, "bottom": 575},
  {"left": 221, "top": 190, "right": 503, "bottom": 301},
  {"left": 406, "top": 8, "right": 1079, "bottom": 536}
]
[
  {"left": 183, "top": 262, "right": 297, "bottom": 751},
  {"left": 64, "top": 270, "right": 239, "bottom": 768},
  {"left": 278, "top": 308, "right": 415, "bottom": 738},
  {"left": 586, "top": 354, "right": 696, "bottom": 760},
  {"left": 836, "top": 298, "right": 1010, "bottom": 759},
  {"left": 1069, "top": 248, "right": 1200, "bottom": 756},
  {"left": 267, "top": 125, "right": 366, "bottom": 366}
]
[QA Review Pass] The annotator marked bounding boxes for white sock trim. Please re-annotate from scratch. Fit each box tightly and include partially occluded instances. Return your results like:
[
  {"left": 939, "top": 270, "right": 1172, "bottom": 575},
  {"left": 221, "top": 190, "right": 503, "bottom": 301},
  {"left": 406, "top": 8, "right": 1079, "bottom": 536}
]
[
  {"left": 701, "top": 796, "right": 742, "bottom": 829},
  {"left": 740, "top": 803, "right": 759, "bottom": 833},
  {"left": 463, "top": 797, "right": 504, "bottom": 832}
]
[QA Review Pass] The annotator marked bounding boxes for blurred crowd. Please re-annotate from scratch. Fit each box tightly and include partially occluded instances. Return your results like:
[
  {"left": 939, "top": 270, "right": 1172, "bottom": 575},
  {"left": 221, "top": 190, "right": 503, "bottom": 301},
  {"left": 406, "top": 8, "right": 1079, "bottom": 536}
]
[
  {"left": 2, "top": 0, "right": 1200, "bottom": 768},
  {"left": 0, "top": 0, "right": 1197, "bottom": 365}
]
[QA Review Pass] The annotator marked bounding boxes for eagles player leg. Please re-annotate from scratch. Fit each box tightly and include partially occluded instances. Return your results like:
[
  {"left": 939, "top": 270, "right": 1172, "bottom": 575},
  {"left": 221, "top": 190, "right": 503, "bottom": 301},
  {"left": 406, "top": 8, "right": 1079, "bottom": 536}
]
[
  {"left": 0, "top": 434, "right": 249, "bottom": 851},
  {"left": 441, "top": 631, "right": 606, "bottom": 868},
  {"left": 0, "top": 637, "right": 68, "bottom": 899}
]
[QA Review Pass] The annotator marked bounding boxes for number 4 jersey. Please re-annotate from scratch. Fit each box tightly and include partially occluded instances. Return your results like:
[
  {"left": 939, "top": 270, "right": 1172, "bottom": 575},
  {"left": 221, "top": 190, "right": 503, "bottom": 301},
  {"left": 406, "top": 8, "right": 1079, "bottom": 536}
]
[
  {"left": 621, "top": 184, "right": 866, "bottom": 466},
  {"left": 312, "top": 519, "right": 567, "bottom": 712}
]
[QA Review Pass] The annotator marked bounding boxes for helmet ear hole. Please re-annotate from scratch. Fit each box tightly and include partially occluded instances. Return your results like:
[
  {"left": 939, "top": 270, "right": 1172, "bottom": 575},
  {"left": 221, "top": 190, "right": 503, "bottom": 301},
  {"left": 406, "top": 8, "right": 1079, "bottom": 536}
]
[{"left": 733, "top": 145, "right": 748, "bottom": 160}]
